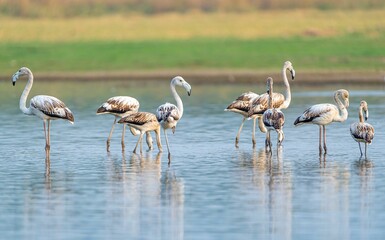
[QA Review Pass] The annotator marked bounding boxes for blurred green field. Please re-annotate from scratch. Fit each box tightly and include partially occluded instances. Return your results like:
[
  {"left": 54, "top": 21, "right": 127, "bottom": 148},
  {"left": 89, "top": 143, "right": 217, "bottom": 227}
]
[{"left": 0, "top": 10, "right": 384, "bottom": 74}]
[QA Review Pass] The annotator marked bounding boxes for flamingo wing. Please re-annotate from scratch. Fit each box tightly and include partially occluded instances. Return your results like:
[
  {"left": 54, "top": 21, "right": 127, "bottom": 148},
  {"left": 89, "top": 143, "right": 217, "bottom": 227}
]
[
  {"left": 30, "top": 95, "right": 74, "bottom": 123},
  {"left": 294, "top": 104, "right": 336, "bottom": 125},
  {"left": 119, "top": 112, "right": 157, "bottom": 125},
  {"left": 97, "top": 96, "right": 139, "bottom": 115},
  {"left": 226, "top": 92, "right": 259, "bottom": 112},
  {"left": 249, "top": 92, "right": 285, "bottom": 115},
  {"left": 156, "top": 103, "right": 180, "bottom": 122},
  {"left": 350, "top": 122, "right": 375, "bottom": 144}
]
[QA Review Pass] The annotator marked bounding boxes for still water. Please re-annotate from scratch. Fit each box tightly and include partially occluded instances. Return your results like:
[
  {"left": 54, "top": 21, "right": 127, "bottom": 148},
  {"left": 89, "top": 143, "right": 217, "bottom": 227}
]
[{"left": 0, "top": 79, "right": 385, "bottom": 239}]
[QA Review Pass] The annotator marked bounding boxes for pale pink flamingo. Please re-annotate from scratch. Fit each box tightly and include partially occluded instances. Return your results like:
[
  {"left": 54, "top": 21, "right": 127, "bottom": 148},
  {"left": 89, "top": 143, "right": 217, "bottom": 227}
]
[
  {"left": 156, "top": 76, "right": 191, "bottom": 162},
  {"left": 12, "top": 67, "right": 74, "bottom": 152},
  {"left": 294, "top": 89, "right": 349, "bottom": 154}
]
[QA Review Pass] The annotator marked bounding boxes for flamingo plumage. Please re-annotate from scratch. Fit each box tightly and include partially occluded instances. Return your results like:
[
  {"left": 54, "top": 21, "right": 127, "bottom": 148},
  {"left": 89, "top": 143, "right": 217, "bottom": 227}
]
[
  {"left": 156, "top": 76, "right": 191, "bottom": 163},
  {"left": 350, "top": 100, "right": 374, "bottom": 158},
  {"left": 248, "top": 61, "right": 295, "bottom": 118},
  {"left": 224, "top": 91, "right": 266, "bottom": 148},
  {"left": 294, "top": 89, "right": 350, "bottom": 154},
  {"left": 262, "top": 77, "right": 285, "bottom": 152},
  {"left": 12, "top": 67, "right": 74, "bottom": 152},
  {"left": 97, "top": 96, "right": 152, "bottom": 152},
  {"left": 118, "top": 112, "right": 162, "bottom": 154}
]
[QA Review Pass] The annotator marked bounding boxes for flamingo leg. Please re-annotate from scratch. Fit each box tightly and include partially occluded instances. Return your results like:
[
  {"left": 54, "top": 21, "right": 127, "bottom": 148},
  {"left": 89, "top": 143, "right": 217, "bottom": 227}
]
[
  {"left": 235, "top": 117, "right": 246, "bottom": 148},
  {"left": 45, "top": 120, "right": 51, "bottom": 151},
  {"left": 323, "top": 125, "right": 327, "bottom": 153},
  {"left": 121, "top": 123, "right": 126, "bottom": 151},
  {"left": 146, "top": 132, "right": 154, "bottom": 151},
  {"left": 43, "top": 120, "right": 48, "bottom": 151},
  {"left": 164, "top": 128, "right": 171, "bottom": 162},
  {"left": 155, "top": 127, "right": 163, "bottom": 153},
  {"left": 133, "top": 131, "right": 143, "bottom": 154},
  {"left": 252, "top": 117, "right": 257, "bottom": 147},
  {"left": 358, "top": 142, "right": 363, "bottom": 157},
  {"left": 107, "top": 118, "right": 117, "bottom": 152},
  {"left": 318, "top": 126, "right": 323, "bottom": 154},
  {"left": 277, "top": 129, "right": 284, "bottom": 146},
  {"left": 364, "top": 143, "right": 368, "bottom": 158}
]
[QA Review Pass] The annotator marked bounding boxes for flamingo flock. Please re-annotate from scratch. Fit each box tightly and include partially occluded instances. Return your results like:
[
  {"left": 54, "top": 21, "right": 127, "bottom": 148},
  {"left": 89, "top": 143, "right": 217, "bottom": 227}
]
[{"left": 11, "top": 61, "right": 375, "bottom": 167}]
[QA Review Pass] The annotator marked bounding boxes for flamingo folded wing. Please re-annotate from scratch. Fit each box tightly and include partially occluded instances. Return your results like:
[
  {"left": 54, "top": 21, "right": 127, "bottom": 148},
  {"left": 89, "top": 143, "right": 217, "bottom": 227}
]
[{"left": 31, "top": 95, "right": 74, "bottom": 123}]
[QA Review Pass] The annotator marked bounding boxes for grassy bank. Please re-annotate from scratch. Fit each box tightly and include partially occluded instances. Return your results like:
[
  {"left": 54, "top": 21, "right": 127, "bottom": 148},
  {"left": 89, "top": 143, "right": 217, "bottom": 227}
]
[
  {"left": 0, "top": 37, "right": 384, "bottom": 74},
  {"left": 0, "top": 10, "right": 384, "bottom": 76}
]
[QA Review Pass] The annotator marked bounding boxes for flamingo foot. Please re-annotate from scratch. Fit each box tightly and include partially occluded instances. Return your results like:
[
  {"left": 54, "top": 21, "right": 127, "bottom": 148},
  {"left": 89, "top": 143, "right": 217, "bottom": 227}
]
[
  {"left": 168, "top": 152, "right": 171, "bottom": 166},
  {"left": 106, "top": 140, "right": 111, "bottom": 152}
]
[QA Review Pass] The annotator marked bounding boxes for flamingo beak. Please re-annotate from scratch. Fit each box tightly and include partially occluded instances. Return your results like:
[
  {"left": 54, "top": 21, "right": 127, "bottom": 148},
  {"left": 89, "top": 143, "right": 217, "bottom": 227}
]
[
  {"left": 365, "top": 110, "right": 369, "bottom": 121},
  {"left": 12, "top": 73, "right": 18, "bottom": 86},
  {"left": 290, "top": 69, "right": 295, "bottom": 80},
  {"left": 188, "top": 89, "right": 191, "bottom": 96}
]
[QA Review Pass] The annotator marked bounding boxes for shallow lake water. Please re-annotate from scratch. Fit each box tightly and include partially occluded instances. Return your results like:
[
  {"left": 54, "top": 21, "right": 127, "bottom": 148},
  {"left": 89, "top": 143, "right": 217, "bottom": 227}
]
[{"left": 1, "top": 79, "right": 385, "bottom": 239}]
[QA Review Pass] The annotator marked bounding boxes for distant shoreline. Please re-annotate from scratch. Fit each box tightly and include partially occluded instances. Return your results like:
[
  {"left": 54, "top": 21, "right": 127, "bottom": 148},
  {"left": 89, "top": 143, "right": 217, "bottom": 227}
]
[{"left": 1, "top": 70, "right": 384, "bottom": 85}]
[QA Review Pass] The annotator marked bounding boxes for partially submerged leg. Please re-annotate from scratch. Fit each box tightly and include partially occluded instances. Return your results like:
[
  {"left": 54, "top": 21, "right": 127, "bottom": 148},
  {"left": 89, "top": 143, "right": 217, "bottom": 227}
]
[
  {"left": 323, "top": 125, "right": 327, "bottom": 153},
  {"left": 154, "top": 127, "right": 163, "bottom": 152},
  {"left": 252, "top": 118, "right": 256, "bottom": 148},
  {"left": 133, "top": 131, "right": 143, "bottom": 154},
  {"left": 121, "top": 123, "right": 126, "bottom": 151},
  {"left": 164, "top": 128, "right": 171, "bottom": 162},
  {"left": 46, "top": 120, "right": 51, "bottom": 151},
  {"left": 235, "top": 117, "right": 246, "bottom": 148},
  {"left": 107, "top": 117, "right": 117, "bottom": 152},
  {"left": 358, "top": 142, "right": 363, "bottom": 157},
  {"left": 318, "top": 126, "right": 323, "bottom": 154},
  {"left": 364, "top": 143, "right": 368, "bottom": 158},
  {"left": 145, "top": 132, "right": 153, "bottom": 151}
]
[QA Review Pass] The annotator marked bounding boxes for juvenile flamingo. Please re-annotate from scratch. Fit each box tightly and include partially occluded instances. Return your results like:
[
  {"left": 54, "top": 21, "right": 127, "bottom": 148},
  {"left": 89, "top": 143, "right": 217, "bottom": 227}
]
[
  {"left": 118, "top": 112, "right": 162, "bottom": 154},
  {"left": 12, "top": 67, "right": 74, "bottom": 152},
  {"left": 350, "top": 100, "right": 374, "bottom": 158},
  {"left": 97, "top": 96, "right": 152, "bottom": 152},
  {"left": 294, "top": 89, "right": 349, "bottom": 154},
  {"left": 156, "top": 76, "right": 191, "bottom": 162},
  {"left": 262, "top": 77, "right": 285, "bottom": 152},
  {"left": 248, "top": 61, "right": 295, "bottom": 118},
  {"left": 224, "top": 91, "right": 266, "bottom": 148}
]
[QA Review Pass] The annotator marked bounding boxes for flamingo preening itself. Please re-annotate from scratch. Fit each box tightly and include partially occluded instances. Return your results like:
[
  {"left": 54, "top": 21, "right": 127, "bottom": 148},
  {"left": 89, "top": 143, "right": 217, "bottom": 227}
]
[
  {"left": 350, "top": 100, "right": 374, "bottom": 158},
  {"left": 294, "top": 89, "right": 349, "bottom": 154},
  {"left": 97, "top": 96, "right": 153, "bottom": 152},
  {"left": 156, "top": 76, "right": 191, "bottom": 163},
  {"left": 12, "top": 67, "right": 74, "bottom": 152},
  {"left": 262, "top": 77, "right": 285, "bottom": 152}
]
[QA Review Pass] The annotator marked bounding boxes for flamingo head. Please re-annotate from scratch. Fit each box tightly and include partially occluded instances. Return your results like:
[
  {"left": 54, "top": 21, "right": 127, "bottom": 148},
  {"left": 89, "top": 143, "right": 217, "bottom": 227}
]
[
  {"left": 284, "top": 61, "right": 295, "bottom": 80},
  {"left": 172, "top": 76, "right": 192, "bottom": 96},
  {"left": 12, "top": 67, "right": 31, "bottom": 86},
  {"left": 336, "top": 89, "right": 350, "bottom": 108},
  {"left": 360, "top": 100, "right": 369, "bottom": 120}
]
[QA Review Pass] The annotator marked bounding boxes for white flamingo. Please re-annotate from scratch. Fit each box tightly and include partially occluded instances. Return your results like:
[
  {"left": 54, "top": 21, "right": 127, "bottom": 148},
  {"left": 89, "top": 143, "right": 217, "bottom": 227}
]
[
  {"left": 248, "top": 61, "right": 295, "bottom": 118},
  {"left": 118, "top": 112, "right": 162, "bottom": 154},
  {"left": 350, "top": 100, "right": 374, "bottom": 158},
  {"left": 224, "top": 91, "right": 266, "bottom": 148},
  {"left": 97, "top": 96, "right": 152, "bottom": 152},
  {"left": 12, "top": 67, "right": 74, "bottom": 152},
  {"left": 294, "top": 89, "right": 350, "bottom": 154},
  {"left": 262, "top": 77, "right": 285, "bottom": 152},
  {"left": 156, "top": 76, "right": 191, "bottom": 162}
]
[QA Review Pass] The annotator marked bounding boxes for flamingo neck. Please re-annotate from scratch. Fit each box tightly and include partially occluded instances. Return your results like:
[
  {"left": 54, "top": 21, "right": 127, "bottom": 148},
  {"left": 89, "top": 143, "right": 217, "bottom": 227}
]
[
  {"left": 358, "top": 106, "right": 364, "bottom": 123},
  {"left": 20, "top": 71, "right": 33, "bottom": 115},
  {"left": 281, "top": 67, "right": 291, "bottom": 109},
  {"left": 171, "top": 82, "right": 183, "bottom": 117},
  {"left": 268, "top": 86, "right": 273, "bottom": 109},
  {"left": 334, "top": 94, "right": 348, "bottom": 122}
]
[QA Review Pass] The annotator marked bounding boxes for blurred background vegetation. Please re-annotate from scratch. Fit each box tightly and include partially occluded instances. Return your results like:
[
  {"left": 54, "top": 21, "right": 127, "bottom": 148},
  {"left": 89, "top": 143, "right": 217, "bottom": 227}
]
[
  {"left": 1, "top": 0, "right": 384, "bottom": 17},
  {"left": 0, "top": 0, "right": 384, "bottom": 78}
]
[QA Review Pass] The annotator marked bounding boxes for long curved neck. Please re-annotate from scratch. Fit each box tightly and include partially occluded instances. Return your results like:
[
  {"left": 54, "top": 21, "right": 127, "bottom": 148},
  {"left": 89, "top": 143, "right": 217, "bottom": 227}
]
[
  {"left": 334, "top": 94, "right": 348, "bottom": 122},
  {"left": 281, "top": 67, "right": 291, "bottom": 109},
  {"left": 20, "top": 72, "right": 33, "bottom": 115},
  {"left": 358, "top": 106, "right": 364, "bottom": 123},
  {"left": 268, "top": 86, "right": 273, "bottom": 109},
  {"left": 171, "top": 82, "right": 183, "bottom": 117}
]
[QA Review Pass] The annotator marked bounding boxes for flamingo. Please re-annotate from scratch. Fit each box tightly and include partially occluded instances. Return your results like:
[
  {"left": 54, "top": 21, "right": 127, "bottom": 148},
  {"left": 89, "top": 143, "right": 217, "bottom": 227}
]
[
  {"left": 118, "top": 112, "right": 162, "bottom": 154},
  {"left": 224, "top": 91, "right": 266, "bottom": 148},
  {"left": 248, "top": 61, "right": 295, "bottom": 118},
  {"left": 294, "top": 89, "right": 350, "bottom": 154},
  {"left": 97, "top": 96, "right": 153, "bottom": 152},
  {"left": 262, "top": 77, "right": 285, "bottom": 152},
  {"left": 350, "top": 100, "right": 374, "bottom": 158},
  {"left": 12, "top": 67, "right": 74, "bottom": 152},
  {"left": 156, "top": 76, "right": 191, "bottom": 162}
]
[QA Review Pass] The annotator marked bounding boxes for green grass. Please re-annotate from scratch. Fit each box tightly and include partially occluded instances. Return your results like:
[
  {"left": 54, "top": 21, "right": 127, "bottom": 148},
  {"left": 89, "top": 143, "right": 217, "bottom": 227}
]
[{"left": 0, "top": 36, "right": 384, "bottom": 74}]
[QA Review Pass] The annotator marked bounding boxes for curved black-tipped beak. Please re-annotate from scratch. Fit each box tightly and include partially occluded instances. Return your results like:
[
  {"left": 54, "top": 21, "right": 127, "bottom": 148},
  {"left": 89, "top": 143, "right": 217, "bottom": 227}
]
[
  {"left": 12, "top": 81, "right": 15, "bottom": 86},
  {"left": 188, "top": 89, "right": 191, "bottom": 96},
  {"left": 290, "top": 69, "right": 295, "bottom": 80}
]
